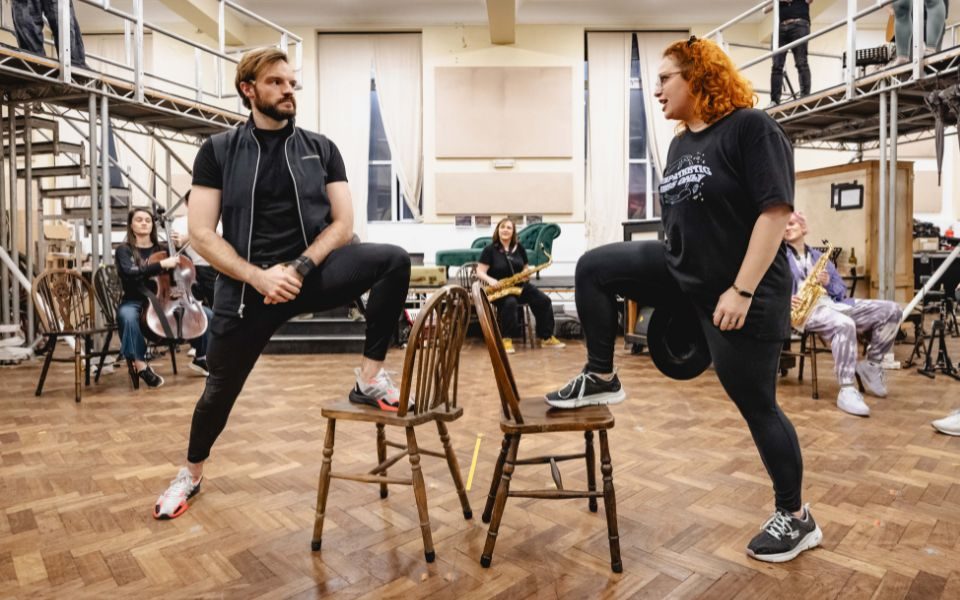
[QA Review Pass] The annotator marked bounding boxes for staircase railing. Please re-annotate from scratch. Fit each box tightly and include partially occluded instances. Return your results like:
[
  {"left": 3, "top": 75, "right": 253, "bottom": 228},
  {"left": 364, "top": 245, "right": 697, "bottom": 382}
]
[{"left": 0, "top": 0, "right": 303, "bottom": 108}]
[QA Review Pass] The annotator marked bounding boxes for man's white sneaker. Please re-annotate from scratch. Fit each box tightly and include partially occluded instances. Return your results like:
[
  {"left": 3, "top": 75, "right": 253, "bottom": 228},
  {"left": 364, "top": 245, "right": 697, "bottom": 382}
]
[
  {"left": 931, "top": 410, "right": 960, "bottom": 436},
  {"left": 837, "top": 387, "right": 870, "bottom": 417},
  {"left": 855, "top": 360, "right": 887, "bottom": 398},
  {"left": 153, "top": 467, "right": 202, "bottom": 520}
]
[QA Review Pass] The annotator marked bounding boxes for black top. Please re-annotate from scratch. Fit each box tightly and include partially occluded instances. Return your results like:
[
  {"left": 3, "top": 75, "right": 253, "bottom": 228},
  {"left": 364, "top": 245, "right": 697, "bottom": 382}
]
[
  {"left": 779, "top": 0, "right": 810, "bottom": 21},
  {"left": 192, "top": 120, "right": 348, "bottom": 265},
  {"left": 479, "top": 243, "right": 528, "bottom": 281},
  {"left": 115, "top": 243, "right": 163, "bottom": 303},
  {"left": 659, "top": 108, "right": 794, "bottom": 341}
]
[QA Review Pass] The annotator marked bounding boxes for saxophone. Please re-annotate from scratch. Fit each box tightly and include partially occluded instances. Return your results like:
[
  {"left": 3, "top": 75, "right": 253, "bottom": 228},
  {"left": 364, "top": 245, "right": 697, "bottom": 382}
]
[
  {"left": 485, "top": 248, "right": 552, "bottom": 302},
  {"left": 790, "top": 243, "right": 833, "bottom": 330}
]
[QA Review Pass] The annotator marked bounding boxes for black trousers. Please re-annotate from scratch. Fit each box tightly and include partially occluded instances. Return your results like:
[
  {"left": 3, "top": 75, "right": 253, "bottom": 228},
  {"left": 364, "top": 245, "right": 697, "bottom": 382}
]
[
  {"left": 493, "top": 282, "right": 555, "bottom": 340},
  {"left": 575, "top": 241, "right": 804, "bottom": 512},
  {"left": 12, "top": 0, "right": 87, "bottom": 66},
  {"left": 770, "top": 20, "right": 811, "bottom": 103},
  {"left": 186, "top": 243, "right": 410, "bottom": 463}
]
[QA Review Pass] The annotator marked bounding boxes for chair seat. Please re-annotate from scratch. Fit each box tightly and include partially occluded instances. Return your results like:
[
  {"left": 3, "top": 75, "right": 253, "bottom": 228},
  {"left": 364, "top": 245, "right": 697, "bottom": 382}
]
[
  {"left": 321, "top": 399, "right": 463, "bottom": 426},
  {"left": 500, "top": 396, "right": 615, "bottom": 434}
]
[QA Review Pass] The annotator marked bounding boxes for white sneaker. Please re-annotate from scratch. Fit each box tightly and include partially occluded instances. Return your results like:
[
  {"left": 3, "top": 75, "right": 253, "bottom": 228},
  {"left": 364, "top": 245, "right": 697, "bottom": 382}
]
[
  {"left": 855, "top": 360, "right": 887, "bottom": 398},
  {"left": 153, "top": 467, "right": 202, "bottom": 520},
  {"left": 931, "top": 410, "right": 960, "bottom": 436},
  {"left": 837, "top": 387, "right": 870, "bottom": 417}
]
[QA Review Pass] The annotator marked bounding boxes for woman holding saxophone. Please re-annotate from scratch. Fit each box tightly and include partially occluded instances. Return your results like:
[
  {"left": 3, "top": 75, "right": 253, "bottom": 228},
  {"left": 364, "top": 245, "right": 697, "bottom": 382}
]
[{"left": 477, "top": 217, "right": 566, "bottom": 353}]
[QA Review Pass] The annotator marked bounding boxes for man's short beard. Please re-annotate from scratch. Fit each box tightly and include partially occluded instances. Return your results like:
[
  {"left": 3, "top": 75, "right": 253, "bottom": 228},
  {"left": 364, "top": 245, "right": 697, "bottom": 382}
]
[{"left": 254, "top": 93, "right": 296, "bottom": 121}]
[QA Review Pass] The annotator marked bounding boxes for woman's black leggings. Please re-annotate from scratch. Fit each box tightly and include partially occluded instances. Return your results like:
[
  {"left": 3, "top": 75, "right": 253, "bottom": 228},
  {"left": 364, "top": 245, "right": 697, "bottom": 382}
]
[
  {"left": 576, "top": 241, "right": 804, "bottom": 512},
  {"left": 493, "top": 283, "right": 555, "bottom": 340},
  {"left": 186, "top": 243, "right": 410, "bottom": 463}
]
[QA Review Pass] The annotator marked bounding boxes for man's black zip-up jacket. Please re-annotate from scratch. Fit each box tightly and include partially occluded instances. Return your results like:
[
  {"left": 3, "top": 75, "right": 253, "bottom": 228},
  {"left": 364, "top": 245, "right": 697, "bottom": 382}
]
[{"left": 206, "top": 117, "right": 341, "bottom": 318}]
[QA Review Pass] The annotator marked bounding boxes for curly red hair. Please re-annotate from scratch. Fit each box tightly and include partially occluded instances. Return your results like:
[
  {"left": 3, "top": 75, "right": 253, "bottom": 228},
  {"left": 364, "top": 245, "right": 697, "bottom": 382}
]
[{"left": 663, "top": 37, "right": 757, "bottom": 132}]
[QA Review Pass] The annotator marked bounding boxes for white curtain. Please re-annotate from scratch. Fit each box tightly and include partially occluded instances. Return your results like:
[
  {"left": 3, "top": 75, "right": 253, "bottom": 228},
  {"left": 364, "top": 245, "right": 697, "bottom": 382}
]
[
  {"left": 636, "top": 32, "right": 686, "bottom": 177},
  {"left": 373, "top": 34, "right": 423, "bottom": 221},
  {"left": 318, "top": 35, "right": 374, "bottom": 241},
  {"left": 586, "top": 32, "right": 631, "bottom": 249}
]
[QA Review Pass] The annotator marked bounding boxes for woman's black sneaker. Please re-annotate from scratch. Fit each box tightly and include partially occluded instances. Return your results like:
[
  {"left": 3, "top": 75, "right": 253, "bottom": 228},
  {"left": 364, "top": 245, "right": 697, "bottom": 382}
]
[
  {"left": 138, "top": 367, "right": 164, "bottom": 388},
  {"left": 746, "top": 504, "right": 822, "bottom": 563},
  {"left": 544, "top": 367, "right": 626, "bottom": 409},
  {"left": 190, "top": 356, "right": 209, "bottom": 376}
]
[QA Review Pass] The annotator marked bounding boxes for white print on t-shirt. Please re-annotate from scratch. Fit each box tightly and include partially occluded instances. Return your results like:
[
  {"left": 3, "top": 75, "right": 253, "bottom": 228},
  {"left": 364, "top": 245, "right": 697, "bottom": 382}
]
[{"left": 659, "top": 153, "right": 712, "bottom": 206}]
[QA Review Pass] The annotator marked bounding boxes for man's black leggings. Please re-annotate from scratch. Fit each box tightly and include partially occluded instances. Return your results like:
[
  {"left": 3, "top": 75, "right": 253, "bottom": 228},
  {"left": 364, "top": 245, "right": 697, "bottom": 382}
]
[
  {"left": 576, "top": 241, "right": 804, "bottom": 512},
  {"left": 186, "top": 243, "right": 410, "bottom": 463}
]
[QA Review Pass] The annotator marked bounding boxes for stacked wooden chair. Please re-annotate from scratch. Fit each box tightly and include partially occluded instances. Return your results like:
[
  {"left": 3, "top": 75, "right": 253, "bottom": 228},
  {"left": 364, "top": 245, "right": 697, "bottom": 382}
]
[{"left": 32, "top": 269, "right": 113, "bottom": 403}]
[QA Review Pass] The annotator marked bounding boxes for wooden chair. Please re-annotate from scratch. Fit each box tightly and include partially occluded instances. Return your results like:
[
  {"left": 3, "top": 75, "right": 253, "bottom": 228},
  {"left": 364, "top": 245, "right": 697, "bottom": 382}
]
[
  {"left": 456, "top": 261, "right": 479, "bottom": 289},
  {"left": 780, "top": 330, "right": 831, "bottom": 399},
  {"left": 311, "top": 285, "right": 473, "bottom": 563},
  {"left": 92, "top": 265, "right": 178, "bottom": 389},
  {"left": 469, "top": 281, "right": 622, "bottom": 573},
  {"left": 32, "top": 269, "right": 113, "bottom": 403}
]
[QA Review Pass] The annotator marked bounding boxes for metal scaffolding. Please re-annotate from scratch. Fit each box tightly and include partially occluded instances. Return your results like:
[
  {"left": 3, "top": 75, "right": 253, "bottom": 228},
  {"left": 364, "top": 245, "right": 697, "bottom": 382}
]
[
  {"left": 708, "top": 0, "right": 960, "bottom": 302},
  {"left": 0, "top": 0, "right": 302, "bottom": 345}
]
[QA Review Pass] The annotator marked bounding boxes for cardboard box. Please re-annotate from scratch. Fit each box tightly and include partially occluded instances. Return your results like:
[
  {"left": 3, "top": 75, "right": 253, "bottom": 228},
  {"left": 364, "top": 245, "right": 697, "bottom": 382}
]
[{"left": 913, "top": 237, "right": 939, "bottom": 252}]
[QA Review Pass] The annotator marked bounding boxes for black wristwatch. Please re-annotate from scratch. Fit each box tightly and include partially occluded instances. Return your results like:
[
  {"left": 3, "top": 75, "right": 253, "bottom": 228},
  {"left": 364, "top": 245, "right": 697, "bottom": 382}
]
[
  {"left": 732, "top": 283, "right": 754, "bottom": 299},
  {"left": 290, "top": 255, "right": 316, "bottom": 278}
]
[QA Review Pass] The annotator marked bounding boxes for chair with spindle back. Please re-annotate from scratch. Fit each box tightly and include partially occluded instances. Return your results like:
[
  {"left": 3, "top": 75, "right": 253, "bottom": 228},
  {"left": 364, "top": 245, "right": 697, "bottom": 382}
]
[
  {"left": 32, "top": 269, "right": 113, "bottom": 403},
  {"left": 311, "top": 285, "right": 473, "bottom": 563},
  {"left": 93, "top": 264, "right": 178, "bottom": 389},
  {"left": 470, "top": 281, "right": 622, "bottom": 572}
]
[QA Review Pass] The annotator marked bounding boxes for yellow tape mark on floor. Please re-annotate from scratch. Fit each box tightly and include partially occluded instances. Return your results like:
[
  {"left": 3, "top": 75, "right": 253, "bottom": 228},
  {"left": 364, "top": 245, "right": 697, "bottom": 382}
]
[{"left": 466, "top": 433, "right": 483, "bottom": 491}]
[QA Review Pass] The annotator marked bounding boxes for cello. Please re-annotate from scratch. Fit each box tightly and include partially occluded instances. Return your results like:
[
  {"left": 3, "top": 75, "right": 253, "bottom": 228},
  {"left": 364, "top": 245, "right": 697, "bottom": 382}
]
[{"left": 141, "top": 207, "right": 208, "bottom": 343}]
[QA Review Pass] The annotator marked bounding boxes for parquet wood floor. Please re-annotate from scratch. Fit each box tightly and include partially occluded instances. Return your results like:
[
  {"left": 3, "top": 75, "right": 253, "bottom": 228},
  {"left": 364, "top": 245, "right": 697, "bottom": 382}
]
[{"left": 1, "top": 335, "right": 959, "bottom": 599}]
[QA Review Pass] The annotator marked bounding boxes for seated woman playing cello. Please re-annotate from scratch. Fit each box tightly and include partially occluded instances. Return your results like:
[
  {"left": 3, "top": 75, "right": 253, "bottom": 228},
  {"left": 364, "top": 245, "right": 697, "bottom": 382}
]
[{"left": 115, "top": 208, "right": 213, "bottom": 388}]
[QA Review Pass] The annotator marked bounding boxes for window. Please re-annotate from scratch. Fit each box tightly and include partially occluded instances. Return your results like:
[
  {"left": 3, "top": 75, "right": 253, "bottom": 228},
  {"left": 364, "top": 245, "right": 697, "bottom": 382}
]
[
  {"left": 367, "top": 78, "right": 420, "bottom": 222},
  {"left": 627, "top": 35, "right": 660, "bottom": 221}
]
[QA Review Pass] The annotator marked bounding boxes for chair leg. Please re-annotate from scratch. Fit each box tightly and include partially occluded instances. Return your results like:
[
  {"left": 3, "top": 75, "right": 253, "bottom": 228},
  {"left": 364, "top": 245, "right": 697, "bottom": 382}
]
[
  {"left": 35, "top": 336, "right": 55, "bottom": 396},
  {"left": 376, "top": 423, "right": 388, "bottom": 499},
  {"left": 127, "top": 359, "right": 140, "bottom": 390},
  {"left": 481, "top": 433, "right": 519, "bottom": 568},
  {"left": 84, "top": 335, "right": 93, "bottom": 388},
  {"left": 74, "top": 335, "right": 82, "bottom": 403},
  {"left": 585, "top": 430, "right": 598, "bottom": 513},
  {"left": 169, "top": 343, "right": 178, "bottom": 374},
  {"left": 599, "top": 430, "right": 622, "bottom": 573},
  {"left": 437, "top": 420, "right": 472, "bottom": 520},
  {"left": 95, "top": 331, "right": 113, "bottom": 384},
  {"left": 809, "top": 336, "right": 819, "bottom": 400},
  {"left": 482, "top": 433, "right": 510, "bottom": 523},
  {"left": 406, "top": 426, "right": 435, "bottom": 563},
  {"left": 798, "top": 337, "right": 806, "bottom": 382},
  {"left": 311, "top": 419, "right": 336, "bottom": 552}
]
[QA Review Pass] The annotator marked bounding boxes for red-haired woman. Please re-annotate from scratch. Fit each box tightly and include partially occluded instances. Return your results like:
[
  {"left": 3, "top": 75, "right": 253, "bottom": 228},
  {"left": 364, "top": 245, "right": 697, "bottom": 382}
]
[{"left": 545, "top": 37, "right": 820, "bottom": 563}]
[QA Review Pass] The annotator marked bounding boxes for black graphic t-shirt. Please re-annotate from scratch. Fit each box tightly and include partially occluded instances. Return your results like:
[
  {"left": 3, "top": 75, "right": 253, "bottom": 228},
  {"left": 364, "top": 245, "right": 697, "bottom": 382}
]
[{"left": 659, "top": 108, "right": 794, "bottom": 340}]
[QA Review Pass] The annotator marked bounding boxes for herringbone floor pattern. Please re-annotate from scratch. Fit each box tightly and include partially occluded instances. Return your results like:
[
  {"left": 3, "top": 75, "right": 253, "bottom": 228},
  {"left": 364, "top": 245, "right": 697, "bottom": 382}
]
[{"left": 1, "top": 335, "right": 959, "bottom": 599}]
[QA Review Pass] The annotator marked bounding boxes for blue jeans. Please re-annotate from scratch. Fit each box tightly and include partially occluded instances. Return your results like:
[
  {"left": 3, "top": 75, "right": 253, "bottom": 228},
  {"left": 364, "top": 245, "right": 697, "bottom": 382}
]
[
  {"left": 117, "top": 300, "right": 213, "bottom": 362},
  {"left": 770, "top": 20, "right": 811, "bottom": 103},
  {"left": 12, "top": 0, "right": 88, "bottom": 67},
  {"left": 893, "top": 0, "right": 946, "bottom": 58}
]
